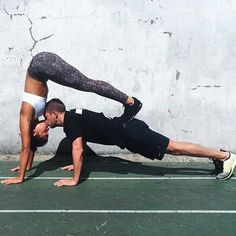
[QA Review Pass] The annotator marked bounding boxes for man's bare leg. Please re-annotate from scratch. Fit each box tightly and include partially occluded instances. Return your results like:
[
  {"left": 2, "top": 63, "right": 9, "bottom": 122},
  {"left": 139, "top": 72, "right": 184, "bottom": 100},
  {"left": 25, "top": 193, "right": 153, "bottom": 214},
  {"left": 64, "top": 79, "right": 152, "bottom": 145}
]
[
  {"left": 166, "top": 140, "right": 236, "bottom": 180},
  {"left": 166, "top": 140, "right": 228, "bottom": 160}
]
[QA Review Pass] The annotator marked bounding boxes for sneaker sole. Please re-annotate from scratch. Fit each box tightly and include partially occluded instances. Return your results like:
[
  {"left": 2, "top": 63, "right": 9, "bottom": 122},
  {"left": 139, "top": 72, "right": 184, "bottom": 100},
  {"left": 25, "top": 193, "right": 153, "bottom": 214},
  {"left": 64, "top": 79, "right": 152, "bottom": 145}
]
[{"left": 216, "top": 158, "right": 236, "bottom": 180}]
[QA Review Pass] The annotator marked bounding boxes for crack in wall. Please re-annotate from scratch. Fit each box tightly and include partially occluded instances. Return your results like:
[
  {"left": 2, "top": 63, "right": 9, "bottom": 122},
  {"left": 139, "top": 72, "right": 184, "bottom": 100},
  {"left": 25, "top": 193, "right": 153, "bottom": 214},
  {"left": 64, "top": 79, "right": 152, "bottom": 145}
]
[
  {"left": 138, "top": 17, "right": 159, "bottom": 25},
  {"left": 163, "top": 31, "right": 172, "bottom": 37},
  {"left": 27, "top": 16, "right": 54, "bottom": 56},
  {"left": 176, "top": 70, "right": 180, "bottom": 80},
  {"left": 3, "top": 5, "right": 25, "bottom": 20},
  {"left": 3, "top": 4, "right": 54, "bottom": 57},
  {"left": 191, "top": 85, "right": 222, "bottom": 90}
]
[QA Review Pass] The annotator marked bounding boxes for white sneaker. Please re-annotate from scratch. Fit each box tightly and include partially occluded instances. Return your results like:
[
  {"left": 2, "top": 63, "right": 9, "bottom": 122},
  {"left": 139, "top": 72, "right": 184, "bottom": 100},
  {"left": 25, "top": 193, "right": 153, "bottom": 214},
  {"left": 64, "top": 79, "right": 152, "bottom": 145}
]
[{"left": 216, "top": 152, "right": 236, "bottom": 180}]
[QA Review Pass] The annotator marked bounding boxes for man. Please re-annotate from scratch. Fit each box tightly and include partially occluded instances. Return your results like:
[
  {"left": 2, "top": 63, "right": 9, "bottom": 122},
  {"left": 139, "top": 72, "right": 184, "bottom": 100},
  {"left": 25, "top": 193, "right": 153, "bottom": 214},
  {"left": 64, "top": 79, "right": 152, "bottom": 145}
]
[{"left": 41, "top": 98, "right": 236, "bottom": 187}]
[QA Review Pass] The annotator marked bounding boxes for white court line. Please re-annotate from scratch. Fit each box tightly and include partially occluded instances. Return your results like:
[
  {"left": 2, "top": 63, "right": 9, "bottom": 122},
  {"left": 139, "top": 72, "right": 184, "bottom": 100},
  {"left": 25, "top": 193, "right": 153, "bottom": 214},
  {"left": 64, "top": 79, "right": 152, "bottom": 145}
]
[
  {"left": 0, "top": 210, "right": 236, "bottom": 214},
  {"left": 0, "top": 176, "right": 236, "bottom": 180}
]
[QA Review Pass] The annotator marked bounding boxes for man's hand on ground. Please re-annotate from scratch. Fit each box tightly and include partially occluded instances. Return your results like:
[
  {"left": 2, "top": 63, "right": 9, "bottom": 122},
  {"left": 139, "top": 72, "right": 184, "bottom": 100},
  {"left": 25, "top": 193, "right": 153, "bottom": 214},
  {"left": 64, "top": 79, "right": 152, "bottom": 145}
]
[
  {"left": 61, "top": 165, "right": 74, "bottom": 171},
  {"left": 54, "top": 179, "right": 77, "bottom": 187}
]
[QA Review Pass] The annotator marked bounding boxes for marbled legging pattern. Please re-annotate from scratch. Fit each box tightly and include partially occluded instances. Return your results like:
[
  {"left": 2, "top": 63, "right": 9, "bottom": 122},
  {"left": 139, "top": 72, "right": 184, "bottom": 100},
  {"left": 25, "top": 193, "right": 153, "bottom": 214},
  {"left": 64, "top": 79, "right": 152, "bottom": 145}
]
[{"left": 28, "top": 52, "right": 128, "bottom": 104}]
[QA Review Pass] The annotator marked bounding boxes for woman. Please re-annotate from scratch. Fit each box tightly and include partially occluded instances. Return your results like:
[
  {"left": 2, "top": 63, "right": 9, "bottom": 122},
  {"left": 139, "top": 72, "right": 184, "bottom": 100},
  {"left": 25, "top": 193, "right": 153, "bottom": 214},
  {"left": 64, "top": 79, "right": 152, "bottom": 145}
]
[{"left": 1, "top": 52, "right": 142, "bottom": 185}]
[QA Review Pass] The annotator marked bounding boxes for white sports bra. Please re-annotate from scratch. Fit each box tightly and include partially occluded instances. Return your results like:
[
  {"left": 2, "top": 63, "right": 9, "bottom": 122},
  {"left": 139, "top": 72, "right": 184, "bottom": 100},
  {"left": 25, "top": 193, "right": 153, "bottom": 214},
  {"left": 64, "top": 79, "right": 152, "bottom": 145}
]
[{"left": 22, "top": 92, "right": 46, "bottom": 118}]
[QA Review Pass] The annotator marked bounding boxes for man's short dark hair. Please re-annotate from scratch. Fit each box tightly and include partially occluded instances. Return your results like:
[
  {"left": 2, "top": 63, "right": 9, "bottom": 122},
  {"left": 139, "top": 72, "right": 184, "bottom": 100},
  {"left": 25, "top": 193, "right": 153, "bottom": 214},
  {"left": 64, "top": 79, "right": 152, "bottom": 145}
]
[
  {"left": 30, "top": 120, "right": 48, "bottom": 152},
  {"left": 45, "top": 98, "right": 66, "bottom": 114}
]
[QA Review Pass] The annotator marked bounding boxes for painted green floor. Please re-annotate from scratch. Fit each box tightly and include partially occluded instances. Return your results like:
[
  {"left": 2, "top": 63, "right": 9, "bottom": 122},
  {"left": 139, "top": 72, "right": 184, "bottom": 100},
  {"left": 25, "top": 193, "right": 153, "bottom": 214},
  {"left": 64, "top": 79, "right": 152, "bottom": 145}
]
[{"left": 0, "top": 156, "right": 236, "bottom": 236}]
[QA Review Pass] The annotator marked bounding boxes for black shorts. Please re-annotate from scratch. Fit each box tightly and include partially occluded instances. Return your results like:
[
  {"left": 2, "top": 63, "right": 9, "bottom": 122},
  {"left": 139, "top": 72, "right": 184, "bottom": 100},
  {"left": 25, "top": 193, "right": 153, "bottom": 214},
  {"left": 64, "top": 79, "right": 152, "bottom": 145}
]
[{"left": 123, "top": 119, "right": 169, "bottom": 160}]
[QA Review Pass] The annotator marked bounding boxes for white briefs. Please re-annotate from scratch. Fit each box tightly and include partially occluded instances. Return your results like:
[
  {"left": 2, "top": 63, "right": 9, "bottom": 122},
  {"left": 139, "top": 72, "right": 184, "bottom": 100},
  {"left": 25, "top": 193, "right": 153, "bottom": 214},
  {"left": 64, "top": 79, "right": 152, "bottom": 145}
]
[{"left": 22, "top": 92, "right": 46, "bottom": 118}]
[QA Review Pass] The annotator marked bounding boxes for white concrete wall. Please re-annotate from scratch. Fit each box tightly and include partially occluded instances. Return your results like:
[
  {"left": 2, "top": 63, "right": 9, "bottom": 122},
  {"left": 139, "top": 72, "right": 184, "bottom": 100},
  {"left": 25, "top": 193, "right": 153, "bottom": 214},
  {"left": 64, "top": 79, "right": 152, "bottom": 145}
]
[{"left": 0, "top": 0, "right": 236, "bottom": 154}]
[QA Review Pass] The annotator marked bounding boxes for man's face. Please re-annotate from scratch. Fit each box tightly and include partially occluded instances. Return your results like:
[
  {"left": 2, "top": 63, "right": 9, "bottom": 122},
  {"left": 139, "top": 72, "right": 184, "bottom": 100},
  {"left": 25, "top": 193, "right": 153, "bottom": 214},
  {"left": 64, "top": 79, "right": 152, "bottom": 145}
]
[
  {"left": 44, "top": 111, "right": 58, "bottom": 128},
  {"left": 33, "top": 122, "right": 49, "bottom": 139}
]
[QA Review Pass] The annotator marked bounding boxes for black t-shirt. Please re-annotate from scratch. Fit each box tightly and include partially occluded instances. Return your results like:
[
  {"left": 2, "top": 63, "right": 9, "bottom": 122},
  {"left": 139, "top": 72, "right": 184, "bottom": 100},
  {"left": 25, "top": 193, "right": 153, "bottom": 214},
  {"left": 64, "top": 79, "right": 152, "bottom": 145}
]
[
  {"left": 63, "top": 109, "right": 169, "bottom": 160},
  {"left": 63, "top": 109, "right": 126, "bottom": 148}
]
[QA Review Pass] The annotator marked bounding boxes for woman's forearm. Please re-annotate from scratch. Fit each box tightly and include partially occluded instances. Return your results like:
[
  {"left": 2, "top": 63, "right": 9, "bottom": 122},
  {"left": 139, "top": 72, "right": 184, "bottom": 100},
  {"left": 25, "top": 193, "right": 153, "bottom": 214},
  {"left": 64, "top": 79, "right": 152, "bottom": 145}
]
[
  {"left": 19, "top": 148, "right": 31, "bottom": 180},
  {"left": 27, "top": 150, "right": 35, "bottom": 170},
  {"left": 19, "top": 103, "right": 35, "bottom": 181}
]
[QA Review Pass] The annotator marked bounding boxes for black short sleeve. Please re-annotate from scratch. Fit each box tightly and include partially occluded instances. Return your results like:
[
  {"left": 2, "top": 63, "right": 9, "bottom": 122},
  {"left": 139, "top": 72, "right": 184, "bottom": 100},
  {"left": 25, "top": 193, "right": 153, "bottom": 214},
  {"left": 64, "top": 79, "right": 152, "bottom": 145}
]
[{"left": 63, "top": 111, "right": 83, "bottom": 143}]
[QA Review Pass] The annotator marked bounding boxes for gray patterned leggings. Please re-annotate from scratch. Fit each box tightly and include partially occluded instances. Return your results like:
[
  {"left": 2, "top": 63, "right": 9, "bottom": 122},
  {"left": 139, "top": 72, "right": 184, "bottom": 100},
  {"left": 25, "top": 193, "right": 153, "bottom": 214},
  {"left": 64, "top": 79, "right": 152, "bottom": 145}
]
[{"left": 28, "top": 52, "right": 128, "bottom": 104}]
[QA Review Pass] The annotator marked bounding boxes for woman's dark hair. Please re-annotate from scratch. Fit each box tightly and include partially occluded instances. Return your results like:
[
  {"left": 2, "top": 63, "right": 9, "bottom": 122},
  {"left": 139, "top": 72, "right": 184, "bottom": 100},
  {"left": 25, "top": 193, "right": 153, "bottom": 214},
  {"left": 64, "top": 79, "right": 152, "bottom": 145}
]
[{"left": 30, "top": 120, "right": 48, "bottom": 152}]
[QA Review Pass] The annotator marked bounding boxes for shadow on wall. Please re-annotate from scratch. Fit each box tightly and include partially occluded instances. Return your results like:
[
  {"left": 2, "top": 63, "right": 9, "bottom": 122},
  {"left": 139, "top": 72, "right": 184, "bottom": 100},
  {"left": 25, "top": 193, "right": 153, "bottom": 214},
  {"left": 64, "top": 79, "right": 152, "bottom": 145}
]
[{"left": 25, "top": 138, "right": 216, "bottom": 184}]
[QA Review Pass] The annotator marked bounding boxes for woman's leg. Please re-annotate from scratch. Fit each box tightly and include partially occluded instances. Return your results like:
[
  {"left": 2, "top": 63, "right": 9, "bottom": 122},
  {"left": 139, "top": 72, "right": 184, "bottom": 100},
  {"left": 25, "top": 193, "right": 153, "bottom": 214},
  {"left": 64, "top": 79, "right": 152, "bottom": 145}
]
[
  {"left": 28, "top": 52, "right": 142, "bottom": 121},
  {"left": 29, "top": 52, "right": 129, "bottom": 104}
]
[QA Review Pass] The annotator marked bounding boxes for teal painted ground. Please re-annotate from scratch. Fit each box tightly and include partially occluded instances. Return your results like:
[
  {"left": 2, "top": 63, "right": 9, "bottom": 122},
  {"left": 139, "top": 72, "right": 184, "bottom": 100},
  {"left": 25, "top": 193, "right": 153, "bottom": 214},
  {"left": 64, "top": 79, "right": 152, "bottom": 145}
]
[{"left": 0, "top": 156, "right": 236, "bottom": 236}]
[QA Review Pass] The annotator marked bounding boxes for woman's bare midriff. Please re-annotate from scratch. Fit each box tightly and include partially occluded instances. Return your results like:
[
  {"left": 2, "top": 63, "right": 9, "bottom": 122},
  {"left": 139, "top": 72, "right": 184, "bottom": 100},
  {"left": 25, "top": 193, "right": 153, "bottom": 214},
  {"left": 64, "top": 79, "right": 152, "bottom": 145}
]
[{"left": 24, "top": 72, "right": 48, "bottom": 98}]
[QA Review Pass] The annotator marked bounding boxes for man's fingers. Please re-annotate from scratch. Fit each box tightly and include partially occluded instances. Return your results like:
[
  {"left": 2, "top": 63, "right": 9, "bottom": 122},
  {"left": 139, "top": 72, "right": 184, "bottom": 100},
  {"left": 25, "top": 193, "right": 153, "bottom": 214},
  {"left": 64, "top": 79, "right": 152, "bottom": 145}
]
[
  {"left": 1, "top": 180, "right": 8, "bottom": 184},
  {"left": 61, "top": 165, "right": 73, "bottom": 171},
  {"left": 53, "top": 179, "right": 76, "bottom": 187},
  {"left": 54, "top": 180, "right": 63, "bottom": 187},
  {"left": 61, "top": 167, "right": 68, "bottom": 170},
  {"left": 1, "top": 180, "right": 11, "bottom": 185},
  {"left": 61, "top": 165, "right": 71, "bottom": 170}
]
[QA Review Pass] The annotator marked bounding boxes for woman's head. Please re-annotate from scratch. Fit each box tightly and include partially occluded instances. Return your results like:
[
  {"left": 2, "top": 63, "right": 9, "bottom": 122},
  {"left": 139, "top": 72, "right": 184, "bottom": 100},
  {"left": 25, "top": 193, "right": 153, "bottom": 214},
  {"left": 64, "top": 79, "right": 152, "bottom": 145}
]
[{"left": 31, "top": 120, "right": 49, "bottom": 151}]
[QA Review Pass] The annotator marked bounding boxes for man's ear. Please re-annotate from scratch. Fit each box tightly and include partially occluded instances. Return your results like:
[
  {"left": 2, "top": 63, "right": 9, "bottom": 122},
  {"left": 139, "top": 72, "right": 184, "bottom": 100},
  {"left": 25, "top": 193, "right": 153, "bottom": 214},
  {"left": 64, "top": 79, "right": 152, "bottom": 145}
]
[{"left": 55, "top": 112, "right": 59, "bottom": 119}]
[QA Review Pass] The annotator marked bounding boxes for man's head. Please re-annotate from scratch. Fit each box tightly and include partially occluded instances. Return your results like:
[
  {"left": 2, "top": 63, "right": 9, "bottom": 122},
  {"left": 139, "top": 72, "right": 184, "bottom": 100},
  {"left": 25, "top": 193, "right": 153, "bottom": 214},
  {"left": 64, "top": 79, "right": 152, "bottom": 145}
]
[
  {"left": 31, "top": 120, "right": 49, "bottom": 151},
  {"left": 44, "top": 98, "right": 66, "bottom": 128}
]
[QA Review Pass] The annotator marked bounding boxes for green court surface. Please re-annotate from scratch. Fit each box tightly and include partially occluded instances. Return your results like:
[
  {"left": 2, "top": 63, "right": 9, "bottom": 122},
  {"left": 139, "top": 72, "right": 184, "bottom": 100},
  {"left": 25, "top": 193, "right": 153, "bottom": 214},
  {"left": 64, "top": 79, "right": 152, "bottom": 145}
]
[{"left": 0, "top": 156, "right": 236, "bottom": 236}]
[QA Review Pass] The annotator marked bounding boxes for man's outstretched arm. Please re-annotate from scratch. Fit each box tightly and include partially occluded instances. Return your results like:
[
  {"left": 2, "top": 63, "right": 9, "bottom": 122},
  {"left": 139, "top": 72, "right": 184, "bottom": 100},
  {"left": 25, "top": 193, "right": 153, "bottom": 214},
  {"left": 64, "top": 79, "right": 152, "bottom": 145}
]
[{"left": 54, "top": 137, "right": 84, "bottom": 187}]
